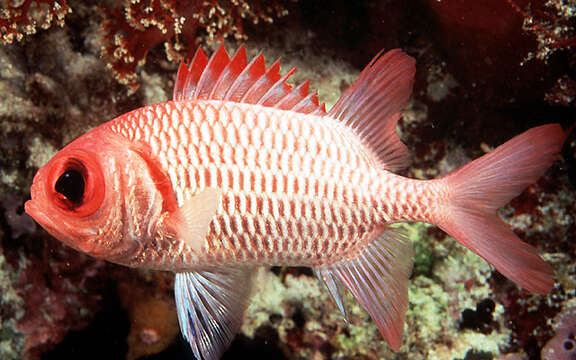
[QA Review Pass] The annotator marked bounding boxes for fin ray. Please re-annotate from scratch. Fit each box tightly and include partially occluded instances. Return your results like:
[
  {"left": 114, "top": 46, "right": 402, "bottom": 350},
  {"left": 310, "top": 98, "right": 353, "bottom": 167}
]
[
  {"left": 175, "top": 267, "right": 256, "bottom": 360},
  {"left": 196, "top": 45, "right": 230, "bottom": 99},
  {"left": 173, "top": 48, "right": 209, "bottom": 101},
  {"left": 173, "top": 45, "right": 326, "bottom": 115},
  {"left": 210, "top": 45, "right": 248, "bottom": 100},
  {"left": 313, "top": 267, "right": 348, "bottom": 321},
  {"left": 438, "top": 124, "right": 564, "bottom": 293},
  {"left": 328, "top": 49, "right": 415, "bottom": 171},
  {"left": 315, "top": 227, "right": 413, "bottom": 350}
]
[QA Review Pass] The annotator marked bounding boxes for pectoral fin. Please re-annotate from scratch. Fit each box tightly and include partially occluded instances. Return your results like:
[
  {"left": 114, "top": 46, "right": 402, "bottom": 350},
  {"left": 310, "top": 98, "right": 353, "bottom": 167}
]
[
  {"left": 166, "top": 187, "right": 221, "bottom": 253},
  {"left": 174, "top": 267, "right": 256, "bottom": 360}
]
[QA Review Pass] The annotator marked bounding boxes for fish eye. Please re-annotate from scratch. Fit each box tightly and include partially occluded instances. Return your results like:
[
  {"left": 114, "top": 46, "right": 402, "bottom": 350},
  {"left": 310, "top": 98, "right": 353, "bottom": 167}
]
[
  {"left": 47, "top": 154, "right": 104, "bottom": 217},
  {"left": 55, "top": 169, "right": 85, "bottom": 204}
]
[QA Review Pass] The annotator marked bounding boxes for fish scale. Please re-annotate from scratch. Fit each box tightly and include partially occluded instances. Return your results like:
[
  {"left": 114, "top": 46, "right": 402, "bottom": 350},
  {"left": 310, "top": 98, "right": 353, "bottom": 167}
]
[{"left": 109, "top": 100, "right": 414, "bottom": 267}]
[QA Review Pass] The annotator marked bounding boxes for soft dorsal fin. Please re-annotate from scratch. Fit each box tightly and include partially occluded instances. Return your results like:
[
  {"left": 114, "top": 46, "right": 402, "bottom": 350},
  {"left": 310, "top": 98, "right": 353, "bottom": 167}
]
[
  {"left": 328, "top": 49, "right": 416, "bottom": 171},
  {"left": 173, "top": 44, "right": 326, "bottom": 115}
]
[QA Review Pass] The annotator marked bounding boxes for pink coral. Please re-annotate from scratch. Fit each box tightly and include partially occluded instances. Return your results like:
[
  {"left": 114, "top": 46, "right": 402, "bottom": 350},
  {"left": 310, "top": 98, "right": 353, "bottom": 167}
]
[
  {"left": 0, "top": 0, "right": 70, "bottom": 44},
  {"left": 542, "top": 308, "right": 576, "bottom": 360}
]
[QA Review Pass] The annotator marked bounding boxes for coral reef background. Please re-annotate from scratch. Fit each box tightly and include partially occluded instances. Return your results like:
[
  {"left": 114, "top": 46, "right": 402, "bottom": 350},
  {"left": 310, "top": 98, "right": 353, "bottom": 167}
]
[{"left": 0, "top": 0, "right": 575, "bottom": 359}]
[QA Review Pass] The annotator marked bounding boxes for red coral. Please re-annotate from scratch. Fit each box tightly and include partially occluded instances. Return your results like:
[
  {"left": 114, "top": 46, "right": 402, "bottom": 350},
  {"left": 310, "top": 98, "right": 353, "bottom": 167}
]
[
  {"left": 16, "top": 239, "right": 106, "bottom": 360},
  {"left": 0, "top": 0, "right": 70, "bottom": 44},
  {"left": 100, "top": 0, "right": 289, "bottom": 91},
  {"left": 505, "top": 0, "right": 576, "bottom": 61}
]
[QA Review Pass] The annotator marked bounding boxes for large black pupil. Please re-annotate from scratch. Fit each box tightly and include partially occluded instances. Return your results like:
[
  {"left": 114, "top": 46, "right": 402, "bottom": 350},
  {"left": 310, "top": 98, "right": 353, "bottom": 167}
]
[{"left": 55, "top": 170, "right": 85, "bottom": 204}]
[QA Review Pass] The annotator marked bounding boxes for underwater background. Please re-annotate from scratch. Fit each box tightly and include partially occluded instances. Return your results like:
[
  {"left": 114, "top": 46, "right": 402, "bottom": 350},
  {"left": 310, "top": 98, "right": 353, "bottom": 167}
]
[{"left": 0, "top": 0, "right": 575, "bottom": 359}]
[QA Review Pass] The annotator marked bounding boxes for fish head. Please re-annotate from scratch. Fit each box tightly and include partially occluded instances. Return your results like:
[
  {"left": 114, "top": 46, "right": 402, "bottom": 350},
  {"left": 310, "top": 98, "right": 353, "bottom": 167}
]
[{"left": 25, "top": 128, "right": 154, "bottom": 261}]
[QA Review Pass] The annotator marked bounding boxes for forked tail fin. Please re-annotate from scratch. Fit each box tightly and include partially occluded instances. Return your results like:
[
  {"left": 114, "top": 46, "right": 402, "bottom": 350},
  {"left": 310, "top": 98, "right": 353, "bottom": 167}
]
[{"left": 437, "top": 124, "right": 564, "bottom": 293}]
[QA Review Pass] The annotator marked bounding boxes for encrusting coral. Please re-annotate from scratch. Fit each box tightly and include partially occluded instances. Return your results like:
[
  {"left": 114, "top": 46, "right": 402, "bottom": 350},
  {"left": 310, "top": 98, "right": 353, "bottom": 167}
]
[
  {"left": 101, "top": 0, "right": 289, "bottom": 91},
  {"left": 0, "top": 1, "right": 574, "bottom": 359},
  {"left": 0, "top": 0, "right": 71, "bottom": 44},
  {"left": 505, "top": 0, "right": 576, "bottom": 63},
  {"left": 1, "top": 0, "right": 289, "bottom": 91},
  {"left": 541, "top": 307, "right": 576, "bottom": 360}
]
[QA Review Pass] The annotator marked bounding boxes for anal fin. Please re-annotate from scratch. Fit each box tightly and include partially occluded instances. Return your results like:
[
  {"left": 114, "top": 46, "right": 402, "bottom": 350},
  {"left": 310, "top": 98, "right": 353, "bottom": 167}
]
[
  {"left": 313, "top": 267, "right": 349, "bottom": 321},
  {"left": 175, "top": 267, "right": 257, "bottom": 360},
  {"left": 315, "top": 226, "right": 413, "bottom": 351}
]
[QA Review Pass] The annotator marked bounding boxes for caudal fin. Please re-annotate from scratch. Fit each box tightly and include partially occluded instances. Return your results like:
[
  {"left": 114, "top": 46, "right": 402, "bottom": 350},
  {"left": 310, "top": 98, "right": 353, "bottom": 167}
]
[{"left": 437, "top": 124, "right": 564, "bottom": 294}]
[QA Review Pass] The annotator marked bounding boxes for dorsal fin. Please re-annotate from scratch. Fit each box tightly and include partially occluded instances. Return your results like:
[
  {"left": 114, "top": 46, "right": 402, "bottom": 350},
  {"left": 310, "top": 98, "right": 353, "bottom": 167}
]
[
  {"left": 173, "top": 44, "right": 326, "bottom": 116},
  {"left": 174, "top": 48, "right": 209, "bottom": 101},
  {"left": 328, "top": 49, "right": 416, "bottom": 171},
  {"left": 210, "top": 45, "right": 249, "bottom": 100}
]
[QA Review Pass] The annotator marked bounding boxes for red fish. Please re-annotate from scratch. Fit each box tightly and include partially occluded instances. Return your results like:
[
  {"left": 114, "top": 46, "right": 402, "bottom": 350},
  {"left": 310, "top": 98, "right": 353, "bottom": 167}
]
[{"left": 25, "top": 45, "right": 564, "bottom": 359}]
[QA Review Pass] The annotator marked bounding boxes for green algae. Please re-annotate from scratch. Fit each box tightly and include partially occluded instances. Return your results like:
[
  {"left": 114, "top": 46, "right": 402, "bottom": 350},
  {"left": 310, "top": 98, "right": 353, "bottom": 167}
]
[{"left": 396, "top": 222, "right": 436, "bottom": 276}]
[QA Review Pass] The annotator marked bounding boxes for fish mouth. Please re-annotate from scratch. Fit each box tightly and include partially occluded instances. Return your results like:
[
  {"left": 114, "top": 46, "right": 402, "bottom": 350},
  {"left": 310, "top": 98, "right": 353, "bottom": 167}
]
[
  {"left": 25, "top": 179, "right": 45, "bottom": 225},
  {"left": 24, "top": 199, "right": 40, "bottom": 223},
  {"left": 25, "top": 188, "right": 67, "bottom": 241},
  {"left": 25, "top": 171, "right": 61, "bottom": 237},
  {"left": 25, "top": 198, "right": 82, "bottom": 252},
  {"left": 25, "top": 192, "right": 99, "bottom": 256},
  {"left": 25, "top": 199, "right": 53, "bottom": 234}
]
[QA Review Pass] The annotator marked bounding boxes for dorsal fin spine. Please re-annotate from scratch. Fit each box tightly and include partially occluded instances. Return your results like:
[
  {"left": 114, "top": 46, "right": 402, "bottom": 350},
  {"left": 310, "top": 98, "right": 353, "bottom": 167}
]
[
  {"left": 223, "top": 52, "right": 263, "bottom": 102},
  {"left": 257, "top": 67, "right": 296, "bottom": 107},
  {"left": 253, "top": 60, "right": 284, "bottom": 105},
  {"left": 210, "top": 45, "right": 247, "bottom": 100},
  {"left": 274, "top": 80, "right": 307, "bottom": 110},
  {"left": 238, "top": 54, "right": 267, "bottom": 103},
  {"left": 173, "top": 48, "right": 208, "bottom": 101},
  {"left": 312, "top": 103, "right": 326, "bottom": 115},
  {"left": 196, "top": 45, "right": 229, "bottom": 99},
  {"left": 246, "top": 59, "right": 283, "bottom": 104},
  {"left": 292, "top": 91, "right": 320, "bottom": 113},
  {"left": 172, "top": 45, "right": 326, "bottom": 116}
]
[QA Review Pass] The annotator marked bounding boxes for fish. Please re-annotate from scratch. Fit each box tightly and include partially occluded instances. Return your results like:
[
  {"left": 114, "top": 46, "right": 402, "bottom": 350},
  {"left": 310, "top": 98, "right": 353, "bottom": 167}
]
[{"left": 25, "top": 44, "right": 564, "bottom": 359}]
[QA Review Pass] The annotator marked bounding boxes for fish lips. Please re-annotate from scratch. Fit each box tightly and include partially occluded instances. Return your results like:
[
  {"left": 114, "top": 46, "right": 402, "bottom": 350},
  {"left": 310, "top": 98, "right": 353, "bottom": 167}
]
[
  {"left": 25, "top": 174, "right": 49, "bottom": 229},
  {"left": 25, "top": 196, "right": 69, "bottom": 243},
  {"left": 25, "top": 192, "right": 98, "bottom": 255}
]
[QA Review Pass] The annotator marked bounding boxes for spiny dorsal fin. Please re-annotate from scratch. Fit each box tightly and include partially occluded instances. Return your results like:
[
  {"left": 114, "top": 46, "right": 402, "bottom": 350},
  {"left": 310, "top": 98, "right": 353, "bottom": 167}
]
[
  {"left": 174, "top": 47, "right": 208, "bottom": 101},
  {"left": 173, "top": 44, "right": 326, "bottom": 115},
  {"left": 328, "top": 49, "right": 415, "bottom": 171}
]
